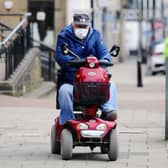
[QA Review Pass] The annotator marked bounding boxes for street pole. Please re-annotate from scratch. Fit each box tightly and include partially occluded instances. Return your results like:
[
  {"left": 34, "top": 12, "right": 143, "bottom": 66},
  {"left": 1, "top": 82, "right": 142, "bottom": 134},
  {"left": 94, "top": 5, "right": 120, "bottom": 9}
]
[
  {"left": 102, "top": 7, "right": 107, "bottom": 44},
  {"left": 161, "top": 0, "right": 165, "bottom": 38},
  {"left": 137, "top": 0, "right": 143, "bottom": 87},
  {"left": 118, "top": 0, "right": 125, "bottom": 62},
  {"left": 162, "top": 1, "right": 168, "bottom": 140},
  {"left": 91, "top": 0, "right": 94, "bottom": 28},
  {"left": 137, "top": 16, "right": 143, "bottom": 87},
  {"left": 166, "top": 58, "right": 168, "bottom": 139}
]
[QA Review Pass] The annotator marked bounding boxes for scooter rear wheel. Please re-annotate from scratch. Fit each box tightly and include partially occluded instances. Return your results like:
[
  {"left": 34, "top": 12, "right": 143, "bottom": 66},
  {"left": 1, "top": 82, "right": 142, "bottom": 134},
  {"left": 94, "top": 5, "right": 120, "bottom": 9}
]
[
  {"left": 100, "top": 145, "right": 108, "bottom": 154},
  {"left": 61, "top": 129, "right": 73, "bottom": 160},
  {"left": 51, "top": 125, "right": 61, "bottom": 154},
  {"left": 108, "top": 128, "right": 118, "bottom": 161}
]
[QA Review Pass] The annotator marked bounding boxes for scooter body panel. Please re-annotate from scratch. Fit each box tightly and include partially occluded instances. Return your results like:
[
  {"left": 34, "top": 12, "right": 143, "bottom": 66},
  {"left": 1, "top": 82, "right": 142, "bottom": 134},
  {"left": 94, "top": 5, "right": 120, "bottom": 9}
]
[{"left": 55, "top": 116, "right": 117, "bottom": 143}]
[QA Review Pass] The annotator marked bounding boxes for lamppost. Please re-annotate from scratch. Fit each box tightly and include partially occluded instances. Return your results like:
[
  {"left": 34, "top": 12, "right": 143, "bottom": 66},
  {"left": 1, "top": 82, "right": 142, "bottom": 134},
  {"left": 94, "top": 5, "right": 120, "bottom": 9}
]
[
  {"left": 163, "top": 0, "right": 168, "bottom": 140},
  {"left": 91, "top": 0, "right": 94, "bottom": 28},
  {"left": 166, "top": 58, "right": 168, "bottom": 139}
]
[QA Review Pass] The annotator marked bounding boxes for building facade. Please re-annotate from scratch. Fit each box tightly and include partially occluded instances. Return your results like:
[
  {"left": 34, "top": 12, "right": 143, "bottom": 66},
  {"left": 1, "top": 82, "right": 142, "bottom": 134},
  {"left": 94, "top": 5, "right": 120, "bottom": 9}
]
[
  {"left": 0, "top": 0, "right": 65, "bottom": 47},
  {"left": 0, "top": 0, "right": 124, "bottom": 55}
]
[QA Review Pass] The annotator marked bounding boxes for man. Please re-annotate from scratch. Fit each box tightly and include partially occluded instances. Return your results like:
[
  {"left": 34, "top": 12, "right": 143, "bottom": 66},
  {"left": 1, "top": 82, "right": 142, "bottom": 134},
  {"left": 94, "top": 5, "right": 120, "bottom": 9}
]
[
  {"left": 163, "top": 36, "right": 168, "bottom": 60},
  {"left": 55, "top": 13, "right": 117, "bottom": 125}
]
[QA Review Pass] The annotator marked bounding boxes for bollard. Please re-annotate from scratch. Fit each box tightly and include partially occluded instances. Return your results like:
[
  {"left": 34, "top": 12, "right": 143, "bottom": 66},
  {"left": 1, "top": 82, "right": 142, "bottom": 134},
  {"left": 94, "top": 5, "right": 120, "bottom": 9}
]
[
  {"left": 137, "top": 61, "right": 143, "bottom": 87},
  {"left": 165, "top": 58, "right": 168, "bottom": 139}
]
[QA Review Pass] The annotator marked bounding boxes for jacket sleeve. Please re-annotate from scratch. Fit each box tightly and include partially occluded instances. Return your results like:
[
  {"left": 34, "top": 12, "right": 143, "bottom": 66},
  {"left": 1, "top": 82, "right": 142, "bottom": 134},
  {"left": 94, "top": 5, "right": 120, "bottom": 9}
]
[
  {"left": 55, "top": 35, "right": 74, "bottom": 67},
  {"left": 163, "top": 38, "right": 168, "bottom": 60},
  {"left": 95, "top": 31, "right": 112, "bottom": 62}
]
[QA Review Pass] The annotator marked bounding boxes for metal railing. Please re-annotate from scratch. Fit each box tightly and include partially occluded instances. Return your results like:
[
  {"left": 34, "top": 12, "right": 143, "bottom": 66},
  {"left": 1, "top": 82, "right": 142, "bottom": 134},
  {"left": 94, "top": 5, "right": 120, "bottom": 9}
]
[
  {"left": 0, "top": 13, "right": 56, "bottom": 82},
  {"left": 32, "top": 39, "right": 56, "bottom": 81},
  {"left": 0, "top": 13, "right": 32, "bottom": 80}
]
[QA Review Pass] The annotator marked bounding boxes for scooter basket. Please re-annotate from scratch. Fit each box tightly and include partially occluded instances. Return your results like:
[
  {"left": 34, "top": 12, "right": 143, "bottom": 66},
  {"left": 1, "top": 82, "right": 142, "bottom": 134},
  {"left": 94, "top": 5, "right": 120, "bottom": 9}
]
[{"left": 73, "top": 82, "right": 110, "bottom": 105}]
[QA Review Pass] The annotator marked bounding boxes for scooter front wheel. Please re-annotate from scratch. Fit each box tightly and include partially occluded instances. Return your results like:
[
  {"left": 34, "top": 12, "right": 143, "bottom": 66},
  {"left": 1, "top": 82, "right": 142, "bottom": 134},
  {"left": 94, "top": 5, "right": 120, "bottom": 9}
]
[
  {"left": 108, "top": 128, "right": 119, "bottom": 161},
  {"left": 61, "top": 129, "right": 73, "bottom": 160}
]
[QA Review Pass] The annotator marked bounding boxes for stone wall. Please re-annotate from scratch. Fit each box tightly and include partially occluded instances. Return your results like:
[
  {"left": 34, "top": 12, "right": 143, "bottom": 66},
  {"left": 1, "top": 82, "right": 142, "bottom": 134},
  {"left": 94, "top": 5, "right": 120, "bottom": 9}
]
[
  {"left": 55, "top": 0, "right": 66, "bottom": 41},
  {"left": 0, "top": 48, "right": 42, "bottom": 96},
  {"left": 0, "top": 0, "right": 27, "bottom": 28}
]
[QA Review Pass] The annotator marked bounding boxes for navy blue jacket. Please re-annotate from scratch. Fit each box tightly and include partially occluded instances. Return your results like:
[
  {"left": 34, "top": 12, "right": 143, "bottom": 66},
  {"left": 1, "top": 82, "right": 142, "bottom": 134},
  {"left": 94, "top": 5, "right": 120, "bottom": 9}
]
[{"left": 55, "top": 25, "right": 112, "bottom": 84}]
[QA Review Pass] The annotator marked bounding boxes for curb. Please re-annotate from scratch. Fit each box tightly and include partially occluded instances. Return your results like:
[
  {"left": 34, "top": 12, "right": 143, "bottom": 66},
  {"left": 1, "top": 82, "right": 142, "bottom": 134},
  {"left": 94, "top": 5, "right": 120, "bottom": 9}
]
[{"left": 24, "top": 81, "right": 56, "bottom": 98}]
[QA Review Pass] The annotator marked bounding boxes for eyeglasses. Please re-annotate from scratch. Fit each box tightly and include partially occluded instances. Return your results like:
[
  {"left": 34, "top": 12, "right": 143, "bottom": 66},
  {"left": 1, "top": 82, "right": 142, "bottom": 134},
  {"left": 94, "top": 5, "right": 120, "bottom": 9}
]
[{"left": 74, "top": 24, "right": 89, "bottom": 29}]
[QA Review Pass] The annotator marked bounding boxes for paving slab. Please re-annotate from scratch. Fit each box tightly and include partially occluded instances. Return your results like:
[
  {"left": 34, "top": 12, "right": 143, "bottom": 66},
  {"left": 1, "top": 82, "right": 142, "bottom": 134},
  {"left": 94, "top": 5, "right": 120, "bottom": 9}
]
[{"left": 0, "top": 58, "right": 168, "bottom": 168}]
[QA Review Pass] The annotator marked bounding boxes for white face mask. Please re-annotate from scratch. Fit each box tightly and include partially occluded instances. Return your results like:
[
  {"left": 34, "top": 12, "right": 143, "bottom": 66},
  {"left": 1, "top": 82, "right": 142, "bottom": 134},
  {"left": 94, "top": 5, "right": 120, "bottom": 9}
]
[{"left": 74, "top": 28, "right": 89, "bottom": 40}]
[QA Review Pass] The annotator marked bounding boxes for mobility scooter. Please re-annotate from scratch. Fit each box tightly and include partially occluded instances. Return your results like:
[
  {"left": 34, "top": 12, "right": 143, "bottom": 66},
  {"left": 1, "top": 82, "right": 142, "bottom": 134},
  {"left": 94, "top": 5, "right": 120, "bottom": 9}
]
[{"left": 51, "top": 44, "right": 120, "bottom": 160}]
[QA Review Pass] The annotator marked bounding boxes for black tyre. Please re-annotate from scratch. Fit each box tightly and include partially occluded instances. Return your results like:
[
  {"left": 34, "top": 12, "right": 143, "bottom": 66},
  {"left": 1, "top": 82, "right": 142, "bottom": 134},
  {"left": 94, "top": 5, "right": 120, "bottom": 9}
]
[
  {"left": 100, "top": 145, "right": 108, "bottom": 154},
  {"left": 51, "top": 125, "right": 61, "bottom": 154},
  {"left": 61, "top": 129, "right": 73, "bottom": 160},
  {"left": 108, "top": 129, "right": 118, "bottom": 161},
  {"left": 152, "top": 72, "right": 157, "bottom": 75}
]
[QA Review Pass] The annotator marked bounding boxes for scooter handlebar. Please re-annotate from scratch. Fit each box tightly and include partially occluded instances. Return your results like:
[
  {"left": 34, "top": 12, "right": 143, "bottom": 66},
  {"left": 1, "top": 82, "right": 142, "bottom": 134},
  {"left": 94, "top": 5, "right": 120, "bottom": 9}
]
[
  {"left": 67, "top": 59, "right": 85, "bottom": 67},
  {"left": 67, "top": 59, "right": 113, "bottom": 67},
  {"left": 99, "top": 60, "right": 113, "bottom": 66}
]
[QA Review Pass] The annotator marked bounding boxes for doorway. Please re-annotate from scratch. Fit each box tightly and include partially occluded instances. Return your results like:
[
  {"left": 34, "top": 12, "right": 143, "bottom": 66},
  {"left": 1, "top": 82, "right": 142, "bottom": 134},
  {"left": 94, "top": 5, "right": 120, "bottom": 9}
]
[{"left": 28, "top": 0, "right": 55, "bottom": 46}]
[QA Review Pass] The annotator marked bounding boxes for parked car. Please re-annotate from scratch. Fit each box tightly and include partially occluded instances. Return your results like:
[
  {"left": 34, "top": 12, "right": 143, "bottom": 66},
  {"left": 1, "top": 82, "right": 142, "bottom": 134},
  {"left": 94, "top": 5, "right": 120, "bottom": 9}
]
[{"left": 147, "top": 42, "right": 165, "bottom": 75}]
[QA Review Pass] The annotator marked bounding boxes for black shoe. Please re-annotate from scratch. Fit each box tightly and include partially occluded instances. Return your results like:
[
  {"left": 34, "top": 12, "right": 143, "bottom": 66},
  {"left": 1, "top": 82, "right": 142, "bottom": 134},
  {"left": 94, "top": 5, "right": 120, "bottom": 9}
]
[{"left": 101, "top": 111, "right": 117, "bottom": 121}]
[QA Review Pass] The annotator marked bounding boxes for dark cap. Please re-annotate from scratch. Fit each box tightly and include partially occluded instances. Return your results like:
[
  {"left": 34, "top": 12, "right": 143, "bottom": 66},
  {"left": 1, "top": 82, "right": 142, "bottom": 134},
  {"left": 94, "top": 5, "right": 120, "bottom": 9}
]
[{"left": 73, "top": 13, "right": 90, "bottom": 26}]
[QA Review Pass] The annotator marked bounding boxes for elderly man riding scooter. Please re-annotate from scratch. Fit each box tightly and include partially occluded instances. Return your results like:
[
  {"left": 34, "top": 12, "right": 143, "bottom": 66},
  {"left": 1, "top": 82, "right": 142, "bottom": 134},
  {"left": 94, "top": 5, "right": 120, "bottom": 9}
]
[{"left": 55, "top": 13, "right": 117, "bottom": 125}]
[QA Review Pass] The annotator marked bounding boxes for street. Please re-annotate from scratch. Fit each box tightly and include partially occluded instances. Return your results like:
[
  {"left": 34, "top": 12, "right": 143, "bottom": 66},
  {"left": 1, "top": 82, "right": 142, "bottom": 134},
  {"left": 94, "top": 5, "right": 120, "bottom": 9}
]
[
  {"left": 1, "top": 0, "right": 168, "bottom": 167},
  {"left": 0, "top": 58, "right": 167, "bottom": 168}
]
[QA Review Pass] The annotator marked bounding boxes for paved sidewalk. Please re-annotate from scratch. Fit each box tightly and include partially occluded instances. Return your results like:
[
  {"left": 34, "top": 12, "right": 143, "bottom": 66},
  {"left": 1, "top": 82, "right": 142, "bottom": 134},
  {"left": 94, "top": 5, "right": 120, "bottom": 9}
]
[
  {"left": 113, "top": 58, "right": 167, "bottom": 167},
  {"left": 0, "top": 58, "right": 168, "bottom": 168},
  {"left": 23, "top": 81, "right": 56, "bottom": 98}
]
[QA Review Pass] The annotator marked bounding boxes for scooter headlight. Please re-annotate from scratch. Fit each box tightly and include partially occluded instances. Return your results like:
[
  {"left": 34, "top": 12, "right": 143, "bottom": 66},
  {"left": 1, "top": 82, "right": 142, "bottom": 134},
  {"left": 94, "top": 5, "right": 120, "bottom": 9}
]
[
  {"left": 96, "top": 123, "right": 107, "bottom": 130},
  {"left": 77, "top": 123, "right": 88, "bottom": 130},
  {"left": 89, "top": 62, "right": 95, "bottom": 68}
]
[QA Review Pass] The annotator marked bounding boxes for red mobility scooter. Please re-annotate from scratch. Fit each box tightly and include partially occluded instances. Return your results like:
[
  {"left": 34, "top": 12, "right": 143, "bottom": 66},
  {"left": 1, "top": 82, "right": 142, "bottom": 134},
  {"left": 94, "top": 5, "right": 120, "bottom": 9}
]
[{"left": 51, "top": 44, "right": 120, "bottom": 160}]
